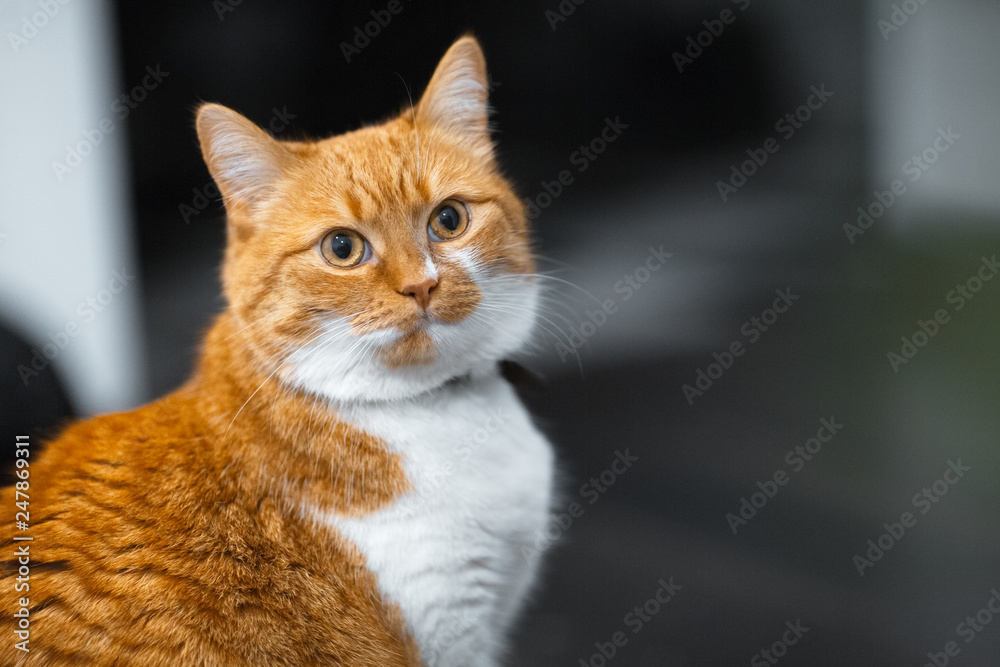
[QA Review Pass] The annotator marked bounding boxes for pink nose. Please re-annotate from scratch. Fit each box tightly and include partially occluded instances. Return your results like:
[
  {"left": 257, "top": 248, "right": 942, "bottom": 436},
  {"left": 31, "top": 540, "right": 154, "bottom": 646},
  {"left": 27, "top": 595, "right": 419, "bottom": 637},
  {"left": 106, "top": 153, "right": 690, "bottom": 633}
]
[{"left": 400, "top": 278, "right": 438, "bottom": 311}]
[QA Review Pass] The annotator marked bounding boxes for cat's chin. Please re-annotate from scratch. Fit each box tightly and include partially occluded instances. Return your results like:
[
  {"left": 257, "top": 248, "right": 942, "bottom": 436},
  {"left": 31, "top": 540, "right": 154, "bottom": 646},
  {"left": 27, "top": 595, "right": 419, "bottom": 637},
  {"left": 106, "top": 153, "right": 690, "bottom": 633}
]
[{"left": 282, "top": 318, "right": 536, "bottom": 404}]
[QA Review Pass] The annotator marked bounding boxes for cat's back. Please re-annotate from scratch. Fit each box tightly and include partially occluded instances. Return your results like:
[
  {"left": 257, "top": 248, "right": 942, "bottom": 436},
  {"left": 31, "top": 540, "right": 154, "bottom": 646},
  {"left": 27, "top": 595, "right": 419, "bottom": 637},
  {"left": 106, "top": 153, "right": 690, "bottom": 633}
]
[{"left": 0, "top": 393, "right": 418, "bottom": 666}]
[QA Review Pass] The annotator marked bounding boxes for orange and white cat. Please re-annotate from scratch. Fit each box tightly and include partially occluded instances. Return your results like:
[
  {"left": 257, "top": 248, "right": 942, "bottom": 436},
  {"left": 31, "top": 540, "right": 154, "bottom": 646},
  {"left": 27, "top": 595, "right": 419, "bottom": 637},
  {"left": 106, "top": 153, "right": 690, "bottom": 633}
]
[{"left": 1, "top": 36, "right": 554, "bottom": 666}]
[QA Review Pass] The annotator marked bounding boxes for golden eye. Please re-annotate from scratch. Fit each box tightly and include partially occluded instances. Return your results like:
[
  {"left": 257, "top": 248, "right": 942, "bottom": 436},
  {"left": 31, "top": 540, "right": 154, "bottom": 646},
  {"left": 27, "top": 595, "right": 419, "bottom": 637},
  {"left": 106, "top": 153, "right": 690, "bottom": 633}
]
[
  {"left": 428, "top": 199, "right": 470, "bottom": 241},
  {"left": 320, "top": 229, "right": 368, "bottom": 268}
]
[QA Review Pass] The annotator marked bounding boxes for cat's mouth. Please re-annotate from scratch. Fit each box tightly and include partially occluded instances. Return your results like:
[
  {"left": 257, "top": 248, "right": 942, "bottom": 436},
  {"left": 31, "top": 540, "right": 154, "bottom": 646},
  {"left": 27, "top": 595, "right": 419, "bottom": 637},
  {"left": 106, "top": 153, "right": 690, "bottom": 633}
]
[
  {"left": 350, "top": 308, "right": 438, "bottom": 336},
  {"left": 397, "top": 309, "right": 440, "bottom": 333}
]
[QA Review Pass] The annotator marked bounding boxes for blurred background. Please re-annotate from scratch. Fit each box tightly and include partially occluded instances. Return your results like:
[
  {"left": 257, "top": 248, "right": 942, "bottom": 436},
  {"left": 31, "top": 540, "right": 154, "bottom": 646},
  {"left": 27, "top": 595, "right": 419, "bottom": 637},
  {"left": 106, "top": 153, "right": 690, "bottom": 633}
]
[{"left": 3, "top": 0, "right": 1000, "bottom": 664}]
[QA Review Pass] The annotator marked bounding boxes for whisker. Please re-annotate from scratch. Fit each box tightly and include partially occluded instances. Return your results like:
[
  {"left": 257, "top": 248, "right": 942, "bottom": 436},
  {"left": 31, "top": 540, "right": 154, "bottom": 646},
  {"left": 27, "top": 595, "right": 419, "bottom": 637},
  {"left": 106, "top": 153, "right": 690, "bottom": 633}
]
[
  {"left": 396, "top": 72, "right": 421, "bottom": 182},
  {"left": 221, "top": 327, "right": 332, "bottom": 444},
  {"left": 478, "top": 302, "right": 581, "bottom": 371}
]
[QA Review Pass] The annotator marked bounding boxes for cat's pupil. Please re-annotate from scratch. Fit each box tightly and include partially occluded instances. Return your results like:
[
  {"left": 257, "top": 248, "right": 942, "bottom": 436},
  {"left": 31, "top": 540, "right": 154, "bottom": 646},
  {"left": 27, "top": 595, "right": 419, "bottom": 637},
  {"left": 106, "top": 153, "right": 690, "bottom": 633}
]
[
  {"left": 330, "top": 234, "right": 352, "bottom": 259},
  {"left": 438, "top": 206, "right": 459, "bottom": 231}
]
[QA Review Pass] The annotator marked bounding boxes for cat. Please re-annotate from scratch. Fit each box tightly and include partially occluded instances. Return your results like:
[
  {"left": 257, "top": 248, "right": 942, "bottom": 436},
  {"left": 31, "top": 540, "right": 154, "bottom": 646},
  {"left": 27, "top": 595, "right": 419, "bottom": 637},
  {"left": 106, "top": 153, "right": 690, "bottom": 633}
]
[{"left": 1, "top": 35, "right": 555, "bottom": 666}]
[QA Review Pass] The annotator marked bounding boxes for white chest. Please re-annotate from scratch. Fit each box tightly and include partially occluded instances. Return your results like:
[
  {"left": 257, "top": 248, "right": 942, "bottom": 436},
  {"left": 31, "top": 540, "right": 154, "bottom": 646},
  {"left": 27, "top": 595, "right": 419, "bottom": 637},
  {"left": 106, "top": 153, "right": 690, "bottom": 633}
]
[{"left": 307, "top": 373, "right": 554, "bottom": 666}]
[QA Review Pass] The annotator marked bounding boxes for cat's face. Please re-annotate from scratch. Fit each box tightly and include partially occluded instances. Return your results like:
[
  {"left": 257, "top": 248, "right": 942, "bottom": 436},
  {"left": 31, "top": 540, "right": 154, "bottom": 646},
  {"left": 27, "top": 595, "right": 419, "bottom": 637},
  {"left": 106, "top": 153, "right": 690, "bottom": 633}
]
[{"left": 196, "top": 37, "right": 537, "bottom": 401}]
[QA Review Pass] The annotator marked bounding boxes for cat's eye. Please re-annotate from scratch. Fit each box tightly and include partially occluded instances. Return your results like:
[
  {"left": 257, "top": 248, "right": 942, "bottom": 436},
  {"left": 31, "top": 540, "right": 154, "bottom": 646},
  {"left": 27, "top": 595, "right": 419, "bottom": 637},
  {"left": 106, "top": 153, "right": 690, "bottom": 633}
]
[
  {"left": 428, "top": 199, "right": 470, "bottom": 241},
  {"left": 320, "top": 229, "right": 369, "bottom": 268}
]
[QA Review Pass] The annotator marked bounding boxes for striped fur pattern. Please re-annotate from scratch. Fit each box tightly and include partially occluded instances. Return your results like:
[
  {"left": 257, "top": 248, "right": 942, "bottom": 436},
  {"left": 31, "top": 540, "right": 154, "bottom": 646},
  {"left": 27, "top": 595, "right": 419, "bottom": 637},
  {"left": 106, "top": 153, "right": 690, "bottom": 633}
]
[{"left": 1, "top": 36, "right": 554, "bottom": 666}]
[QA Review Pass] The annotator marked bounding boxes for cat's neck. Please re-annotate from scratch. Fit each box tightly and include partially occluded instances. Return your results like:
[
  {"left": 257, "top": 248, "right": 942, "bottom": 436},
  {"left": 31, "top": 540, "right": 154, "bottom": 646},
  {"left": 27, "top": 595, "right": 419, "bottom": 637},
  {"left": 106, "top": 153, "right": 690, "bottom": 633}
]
[
  {"left": 190, "top": 312, "right": 338, "bottom": 437},
  {"left": 195, "top": 311, "right": 495, "bottom": 416},
  {"left": 183, "top": 312, "right": 419, "bottom": 515}
]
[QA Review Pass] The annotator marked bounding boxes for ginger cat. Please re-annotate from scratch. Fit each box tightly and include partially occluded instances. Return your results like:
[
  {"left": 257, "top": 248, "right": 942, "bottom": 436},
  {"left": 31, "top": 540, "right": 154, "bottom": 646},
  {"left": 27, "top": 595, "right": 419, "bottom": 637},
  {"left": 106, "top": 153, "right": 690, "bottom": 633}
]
[{"left": 2, "top": 36, "right": 554, "bottom": 666}]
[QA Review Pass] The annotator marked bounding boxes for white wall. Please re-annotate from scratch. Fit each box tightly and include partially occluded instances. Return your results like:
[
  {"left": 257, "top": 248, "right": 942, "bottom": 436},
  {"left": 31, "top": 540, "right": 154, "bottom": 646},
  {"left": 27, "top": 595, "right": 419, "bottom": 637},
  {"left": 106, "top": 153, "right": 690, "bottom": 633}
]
[
  {"left": 869, "top": 0, "right": 1000, "bottom": 225},
  {"left": 0, "top": 0, "right": 146, "bottom": 414}
]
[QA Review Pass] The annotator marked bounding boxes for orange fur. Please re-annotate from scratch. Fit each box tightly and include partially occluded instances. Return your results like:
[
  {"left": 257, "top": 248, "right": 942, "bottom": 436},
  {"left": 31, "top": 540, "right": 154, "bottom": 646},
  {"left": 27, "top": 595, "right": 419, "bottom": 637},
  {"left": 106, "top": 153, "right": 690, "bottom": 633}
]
[
  {"left": 1, "top": 35, "right": 535, "bottom": 666},
  {"left": 1, "top": 316, "right": 418, "bottom": 666}
]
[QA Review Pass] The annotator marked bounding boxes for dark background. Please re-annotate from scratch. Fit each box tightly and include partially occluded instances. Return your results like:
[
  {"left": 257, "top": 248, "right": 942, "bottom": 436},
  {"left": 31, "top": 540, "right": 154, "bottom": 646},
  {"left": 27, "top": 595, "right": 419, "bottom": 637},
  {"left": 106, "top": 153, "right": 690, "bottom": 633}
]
[{"left": 4, "top": 0, "right": 1000, "bottom": 665}]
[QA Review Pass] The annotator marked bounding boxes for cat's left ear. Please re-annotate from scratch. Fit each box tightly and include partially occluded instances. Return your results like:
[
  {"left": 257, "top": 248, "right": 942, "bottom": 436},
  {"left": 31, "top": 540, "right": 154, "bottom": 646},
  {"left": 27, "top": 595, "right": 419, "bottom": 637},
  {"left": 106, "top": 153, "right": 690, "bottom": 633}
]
[{"left": 415, "top": 35, "right": 491, "bottom": 147}]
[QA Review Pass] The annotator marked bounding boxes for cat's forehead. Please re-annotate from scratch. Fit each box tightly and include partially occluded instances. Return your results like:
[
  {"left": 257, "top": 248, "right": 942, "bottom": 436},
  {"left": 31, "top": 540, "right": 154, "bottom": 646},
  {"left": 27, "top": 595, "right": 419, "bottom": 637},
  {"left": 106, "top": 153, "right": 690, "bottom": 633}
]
[
  {"left": 319, "top": 125, "right": 431, "bottom": 210},
  {"left": 321, "top": 121, "right": 421, "bottom": 171},
  {"left": 282, "top": 120, "right": 494, "bottom": 230}
]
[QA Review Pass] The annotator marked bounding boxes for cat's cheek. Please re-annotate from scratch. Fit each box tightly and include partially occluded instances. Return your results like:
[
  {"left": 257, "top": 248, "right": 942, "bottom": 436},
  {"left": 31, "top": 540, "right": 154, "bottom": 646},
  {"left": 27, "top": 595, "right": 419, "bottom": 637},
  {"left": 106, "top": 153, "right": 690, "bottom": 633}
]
[{"left": 429, "top": 275, "right": 481, "bottom": 325}]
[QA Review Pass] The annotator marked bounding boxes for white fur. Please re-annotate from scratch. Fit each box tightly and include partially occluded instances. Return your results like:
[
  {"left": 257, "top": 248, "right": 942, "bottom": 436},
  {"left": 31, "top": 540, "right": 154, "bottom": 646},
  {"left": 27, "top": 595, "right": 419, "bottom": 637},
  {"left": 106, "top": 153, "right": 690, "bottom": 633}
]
[
  {"left": 424, "top": 254, "right": 440, "bottom": 282},
  {"left": 306, "top": 375, "right": 553, "bottom": 666},
  {"left": 285, "top": 256, "right": 553, "bottom": 664}
]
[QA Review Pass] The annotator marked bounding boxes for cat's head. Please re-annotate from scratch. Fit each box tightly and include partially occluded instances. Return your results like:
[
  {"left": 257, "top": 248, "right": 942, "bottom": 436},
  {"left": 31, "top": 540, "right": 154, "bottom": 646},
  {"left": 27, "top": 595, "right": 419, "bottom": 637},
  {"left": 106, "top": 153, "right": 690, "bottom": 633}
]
[{"left": 196, "top": 36, "right": 537, "bottom": 402}]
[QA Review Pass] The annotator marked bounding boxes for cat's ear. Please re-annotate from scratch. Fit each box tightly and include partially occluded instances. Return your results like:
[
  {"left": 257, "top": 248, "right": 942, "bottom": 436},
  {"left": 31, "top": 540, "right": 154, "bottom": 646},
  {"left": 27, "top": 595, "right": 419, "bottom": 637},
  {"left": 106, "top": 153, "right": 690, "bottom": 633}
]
[
  {"left": 195, "top": 103, "right": 290, "bottom": 214},
  {"left": 415, "top": 36, "right": 491, "bottom": 142}
]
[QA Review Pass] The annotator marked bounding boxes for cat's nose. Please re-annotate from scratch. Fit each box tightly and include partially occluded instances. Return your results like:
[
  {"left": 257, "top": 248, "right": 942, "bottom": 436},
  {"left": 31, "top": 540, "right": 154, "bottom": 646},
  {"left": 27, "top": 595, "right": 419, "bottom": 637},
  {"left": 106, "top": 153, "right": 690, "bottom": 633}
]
[{"left": 400, "top": 278, "right": 438, "bottom": 311}]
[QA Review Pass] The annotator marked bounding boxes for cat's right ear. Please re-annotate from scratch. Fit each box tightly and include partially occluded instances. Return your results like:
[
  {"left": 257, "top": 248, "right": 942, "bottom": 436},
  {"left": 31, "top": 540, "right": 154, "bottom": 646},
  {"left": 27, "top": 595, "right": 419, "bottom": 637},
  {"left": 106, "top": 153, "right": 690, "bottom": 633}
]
[
  {"left": 195, "top": 103, "right": 290, "bottom": 215},
  {"left": 415, "top": 36, "right": 492, "bottom": 151}
]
